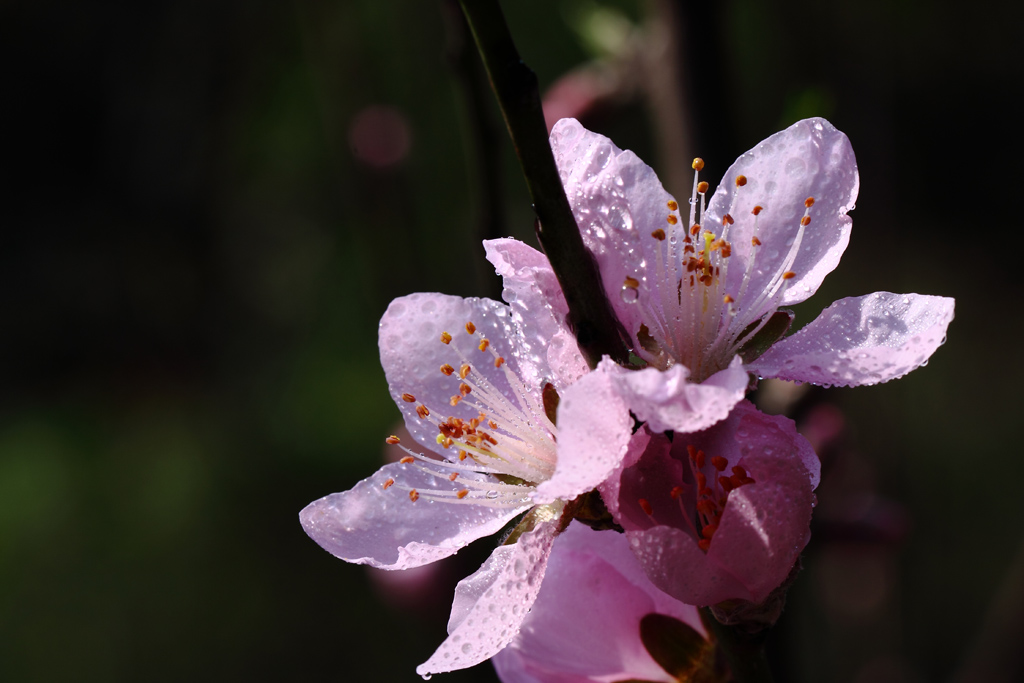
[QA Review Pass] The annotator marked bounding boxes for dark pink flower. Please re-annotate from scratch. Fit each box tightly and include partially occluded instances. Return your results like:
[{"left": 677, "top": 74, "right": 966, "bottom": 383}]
[
  {"left": 600, "top": 400, "right": 819, "bottom": 606},
  {"left": 545, "top": 117, "right": 954, "bottom": 433},
  {"left": 492, "top": 522, "right": 705, "bottom": 683},
  {"left": 300, "top": 291, "right": 632, "bottom": 676}
]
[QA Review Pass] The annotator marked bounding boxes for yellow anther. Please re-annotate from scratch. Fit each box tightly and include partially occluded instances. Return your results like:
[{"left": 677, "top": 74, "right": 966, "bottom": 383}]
[
  {"left": 667, "top": 214, "right": 679, "bottom": 225},
  {"left": 692, "top": 157, "right": 705, "bottom": 171},
  {"left": 667, "top": 200, "right": 679, "bottom": 211},
  {"left": 465, "top": 322, "right": 476, "bottom": 335},
  {"left": 623, "top": 276, "right": 640, "bottom": 289},
  {"left": 440, "top": 331, "right": 452, "bottom": 344},
  {"left": 478, "top": 339, "right": 490, "bottom": 352},
  {"left": 440, "top": 364, "right": 455, "bottom": 376}
]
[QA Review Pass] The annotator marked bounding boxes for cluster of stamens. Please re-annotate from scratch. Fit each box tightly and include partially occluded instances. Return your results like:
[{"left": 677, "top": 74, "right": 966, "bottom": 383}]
[
  {"left": 381, "top": 321, "right": 559, "bottom": 510},
  {"left": 622, "top": 157, "right": 816, "bottom": 381},
  {"left": 637, "top": 444, "right": 756, "bottom": 552}
]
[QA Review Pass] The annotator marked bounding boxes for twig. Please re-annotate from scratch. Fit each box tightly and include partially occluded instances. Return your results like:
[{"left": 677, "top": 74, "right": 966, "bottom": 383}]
[{"left": 457, "top": 0, "right": 633, "bottom": 368}]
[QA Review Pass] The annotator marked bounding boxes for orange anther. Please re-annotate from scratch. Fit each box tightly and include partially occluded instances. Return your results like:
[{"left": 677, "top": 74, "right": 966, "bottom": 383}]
[
  {"left": 478, "top": 339, "right": 490, "bottom": 352},
  {"left": 720, "top": 476, "right": 736, "bottom": 492},
  {"left": 782, "top": 271, "right": 796, "bottom": 280},
  {"left": 751, "top": 236, "right": 762, "bottom": 246},
  {"left": 695, "top": 450, "right": 706, "bottom": 469},
  {"left": 800, "top": 215, "right": 811, "bottom": 227},
  {"left": 459, "top": 364, "right": 471, "bottom": 379},
  {"left": 732, "top": 465, "right": 748, "bottom": 478},
  {"left": 450, "top": 395, "right": 461, "bottom": 406},
  {"left": 458, "top": 450, "right": 468, "bottom": 461},
  {"left": 448, "top": 472, "right": 458, "bottom": 481},
  {"left": 652, "top": 228, "right": 667, "bottom": 240},
  {"left": 711, "top": 456, "right": 728, "bottom": 471},
  {"left": 623, "top": 276, "right": 640, "bottom": 289},
  {"left": 409, "top": 489, "right": 419, "bottom": 502},
  {"left": 465, "top": 322, "right": 476, "bottom": 335},
  {"left": 385, "top": 435, "right": 401, "bottom": 445},
  {"left": 416, "top": 404, "right": 430, "bottom": 419},
  {"left": 697, "top": 181, "right": 709, "bottom": 194},
  {"left": 667, "top": 200, "right": 679, "bottom": 211},
  {"left": 456, "top": 489, "right": 470, "bottom": 499},
  {"left": 488, "top": 420, "right": 498, "bottom": 429},
  {"left": 459, "top": 383, "right": 472, "bottom": 396},
  {"left": 400, "top": 456, "right": 414, "bottom": 464},
  {"left": 735, "top": 175, "right": 747, "bottom": 187},
  {"left": 494, "top": 356, "right": 505, "bottom": 367},
  {"left": 698, "top": 538, "right": 711, "bottom": 551},
  {"left": 723, "top": 294, "right": 735, "bottom": 304},
  {"left": 667, "top": 215, "right": 679, "bottom": 225},
  {"left": 440, "top": 331, "right": 452, "bottom": 345},
  {"left": 401, "top": 393, "right": 416, "bottom": 403},
  {"left": 690, "top": 224, "right": 700, "bottom": 236},
  {"left": 696, "top": 472, "right": 707, "bottom": 490},
  {"left": 687, "top": 444, "right": 698, "bottom": 460},
  {"left": 702, "top": 523, "right": 719, "bottom": 539},
  {"left": 670, "top": 486, "right": 685, "bottom": 499},
  {"left": 752, "top": 205, "right": 763, "bottom": 216},
  {"left": 804, "top": 197, "right": 815, "bottom": 208},
  {"left": 638, "top": 498, "right": 654, "bottom": 515},
  {"left": 692, "top": 157, "right": 705, "bottom": 171},
  {"left": 722, "top": 213, "right": 734, "bottom": 225},
  {"left": 440, "top": 364, "right": 455, "bottom": 376},
  {"left": 382, "top": 478, "right": 395, "bottom": 490}
]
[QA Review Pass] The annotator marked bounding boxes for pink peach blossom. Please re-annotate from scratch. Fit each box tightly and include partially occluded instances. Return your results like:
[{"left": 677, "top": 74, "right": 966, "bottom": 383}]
[
  {"left": 300, "top": 292, "right": 631, "bottom": 676},
  {"left": 492, "top": 522, "right": 705, "bottom": 683},
  {"left": 531, "top": 116, "right": 953, "bottom": 433},
  {"left": 600, "top": 400, "right": 819, "bottom": 606}
]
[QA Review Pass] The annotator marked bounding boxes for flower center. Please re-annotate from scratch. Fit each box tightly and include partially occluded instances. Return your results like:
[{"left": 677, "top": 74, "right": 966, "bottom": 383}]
[
  {"left": 383, "top": 321, "right": 559, "bottom": 510},
  {"left": 637, "top": 443, "right": 756, "bottom": 552},
  {"left": 622, "top": 158, "right": 816, "bottom": 381}
]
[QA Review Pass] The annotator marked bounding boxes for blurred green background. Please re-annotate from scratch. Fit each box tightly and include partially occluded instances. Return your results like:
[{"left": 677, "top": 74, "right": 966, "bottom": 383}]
[{"left": 1, "top": 0, "right": 1022, "bottom": 681}]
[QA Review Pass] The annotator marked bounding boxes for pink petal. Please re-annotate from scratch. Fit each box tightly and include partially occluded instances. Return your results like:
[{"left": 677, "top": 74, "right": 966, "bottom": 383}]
[
  {"left": 533, "top": 359, "right": 632, "bottom": 504},
  {"left": 492, "top": 522, "right": 699, "bottom": 683},
  {"left": 704, "top": 118, "right": 859, "bottom": 309},
  {"left": 379, "top": 292, "right": 533, "bottom": 453},
  {"left": 299, "top": 462, "right": 528, "bottom": 570},
  {"left": 606, "top": 402, "right": 818, "bottom": 605},
  {"left": 417, "top": 519, "right": 559, "bottom": 677},
  {"left": 607, "top": 355, "right": 748, "bottom": 434},
  {"left": 484, "top": 238, "right": 588, "bottom": 387},
  {"left": 549, "top": 118, "right": 680, "bottom": 340},
  {"left": 747, "top": 292, "right": 955, "bottom": 388}
]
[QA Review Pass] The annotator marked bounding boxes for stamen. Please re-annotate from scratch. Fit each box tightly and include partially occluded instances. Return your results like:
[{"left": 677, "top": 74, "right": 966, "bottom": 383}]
[
  {"left": 478, "top": 339, "right": 490, "bottom": 352},
  {"left": 456, "top": 489, "right": 470, "bottom": 499},
  {"left": 385, "top": 435, "right": 401, "bottom": 445},
  {"left": 667, "top": 215, "right": 679, "bottom": 225},
  {"left": 440, "top": 332, "right": 452, "bottom": 345},
  {"left": 697, "top": 181, "right": 709, "bottom": 194},
  {"left": 692, "top": 158, "right": 705, "bottom": 171},
  {"left": 459, "top": 364, "right": 471, "bottom": 379},
  {"left": 402, "top": 393, "right": 416, "bottom": 403},
  {"left": 448, "top": 472, "right": 458, "bottom": 481},
  {"left": 400, "top": 456, "right": 415, "bottom": 464},
  {"left": 440, "top": 364, "right": 455, "bottom": 376},
  {"left": 782, "top": 271, "right": 796, "bottom": 279},
  {"left": 652, "top": 228, "right": 667, "bottom": 240},
  {"left": 494, "top": 357, "right": 505, "bottom": 367},
  {"left": 465, "top": 322, "right": 476, "bottom": 335},
  {"left": 667, "top": 200, "right": 679, "bottom": 211},
  {"left": 382, "top": 478, "right": 395, "bottom": 489},
  {"left": 800, "top": 215, "right": 811, "bottom": 226},
  {"left": 409, "top": 489, "right": 419, "bottom": 502},
  {"left": 638, "top": 498, "right": 654, "bottom": 515},
  {"left": 735, "top": 175, "right": 747, "bottom": 187},
  {"left": 416, "top": 404, "right": 430, "bottom": 419},
  {"left": 804, "top": 197, "right": 815, "bottom": 207}
]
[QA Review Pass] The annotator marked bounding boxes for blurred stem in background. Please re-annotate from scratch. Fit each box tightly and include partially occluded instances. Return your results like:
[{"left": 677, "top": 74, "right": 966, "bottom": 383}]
[
  {"left": 441, "top": 0, "right": 506, "bottom": 300},
  {"left": 457, "top": 0, "right": 633, "bottom": 369}
]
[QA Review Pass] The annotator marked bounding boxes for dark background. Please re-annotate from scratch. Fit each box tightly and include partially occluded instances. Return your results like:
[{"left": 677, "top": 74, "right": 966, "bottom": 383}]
[{"left": 1, "top": 0, "right": 1022, "bottom": 681}]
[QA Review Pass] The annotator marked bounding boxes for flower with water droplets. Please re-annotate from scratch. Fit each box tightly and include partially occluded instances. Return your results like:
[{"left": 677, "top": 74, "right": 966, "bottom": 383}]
[
  {"left": 299, "top": 290, "right": 631, "bottom": 677},
  {"left": 542, "top": 116, "right": 955, "bottom": 433},
  {"left": 492, "top": 522, "right": 709, "bottom": 683},
  {"left": 600, "top": 400, "right": 819, "bottom": 607}
]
